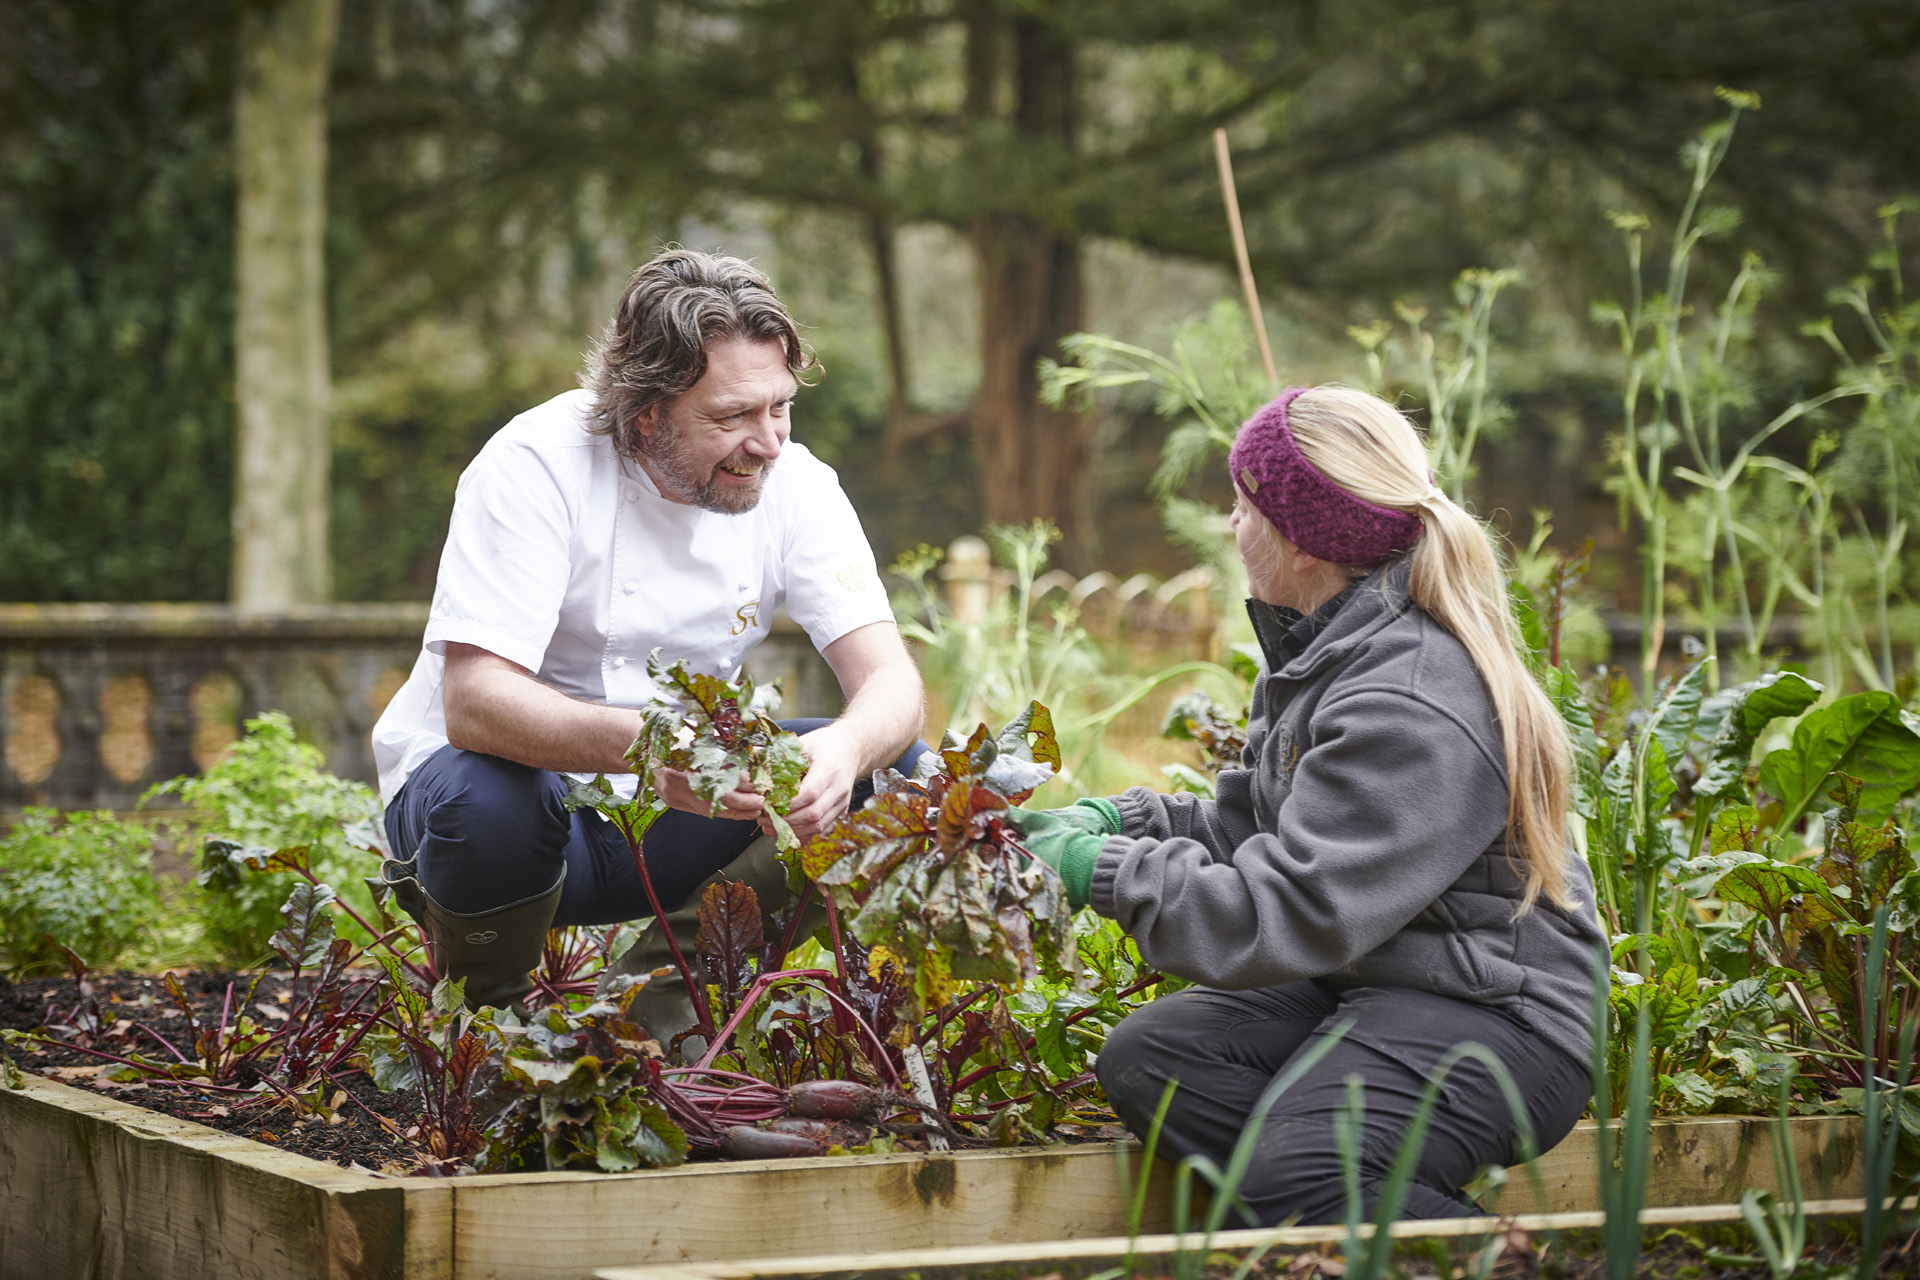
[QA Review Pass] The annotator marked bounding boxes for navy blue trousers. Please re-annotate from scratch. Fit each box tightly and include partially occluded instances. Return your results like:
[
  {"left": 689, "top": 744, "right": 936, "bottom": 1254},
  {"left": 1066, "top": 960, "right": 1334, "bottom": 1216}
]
[
  {"left": 383, "top": 719, "right": 926, "bottom": 925},
  {"left": 1096, "top": 981, "right": 1592, "bottom": 1226}
]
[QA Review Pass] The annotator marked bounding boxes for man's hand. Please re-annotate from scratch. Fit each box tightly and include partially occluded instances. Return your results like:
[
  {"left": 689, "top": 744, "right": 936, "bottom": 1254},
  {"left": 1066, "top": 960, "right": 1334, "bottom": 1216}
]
[
  {"left": 656, "top": 722, "right": 857, "bottom": 839},
  {"left": 772, "top": 722, "right": 864, "bottom": 842},
  {"left": 653, "top": 765, "right": 765, "bottom": 822}
]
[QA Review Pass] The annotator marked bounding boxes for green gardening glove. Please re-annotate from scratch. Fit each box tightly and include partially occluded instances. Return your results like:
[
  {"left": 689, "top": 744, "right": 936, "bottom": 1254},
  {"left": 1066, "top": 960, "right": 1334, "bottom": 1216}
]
[{"left": 1003, "top": 799, "right": 1121, "bottom": 910}]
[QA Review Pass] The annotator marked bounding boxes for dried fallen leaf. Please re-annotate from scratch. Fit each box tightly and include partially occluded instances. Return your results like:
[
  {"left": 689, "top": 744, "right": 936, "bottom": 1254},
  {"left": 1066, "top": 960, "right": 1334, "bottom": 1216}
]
[{"left": 43, "top": 1064, "right": 104, "bottom": 1081}]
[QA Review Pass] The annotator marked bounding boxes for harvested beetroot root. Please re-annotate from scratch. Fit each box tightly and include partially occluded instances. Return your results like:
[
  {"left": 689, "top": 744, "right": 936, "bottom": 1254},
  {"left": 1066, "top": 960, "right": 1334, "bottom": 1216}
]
[
  {"left": 785, "top": 1079, "right": 884, "bottom": 1122},
  {"left": 767, "top": 1117, "right": 872, "bottom": 1146},
  {"left": 719, "top": 1125, "right": 829, "bottom": 1159}
]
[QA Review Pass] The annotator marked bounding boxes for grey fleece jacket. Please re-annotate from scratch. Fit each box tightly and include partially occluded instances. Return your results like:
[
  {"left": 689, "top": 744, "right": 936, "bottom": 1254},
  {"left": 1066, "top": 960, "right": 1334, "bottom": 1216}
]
[{"left": 1089, "top": 557, "right": 1604, "bottom": 1067}]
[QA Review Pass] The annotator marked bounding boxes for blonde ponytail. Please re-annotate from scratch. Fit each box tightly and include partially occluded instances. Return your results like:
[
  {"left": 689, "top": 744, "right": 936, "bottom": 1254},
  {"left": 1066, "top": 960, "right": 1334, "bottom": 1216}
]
[{"left": 1284, "top": 387, "right": 1574, "bottom": 913}]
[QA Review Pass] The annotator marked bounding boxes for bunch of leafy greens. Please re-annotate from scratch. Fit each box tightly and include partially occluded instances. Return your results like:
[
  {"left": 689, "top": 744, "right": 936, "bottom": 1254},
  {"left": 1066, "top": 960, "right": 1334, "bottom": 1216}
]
[
  {"left": 569, "top": 652, "right": 809, "bottom": 852},
  {"left": 799, "top": 704, "right": 1076, "bottom": 1016},
  {"left": 477, "top": 996, "right": 688, "bottom": 1172}
]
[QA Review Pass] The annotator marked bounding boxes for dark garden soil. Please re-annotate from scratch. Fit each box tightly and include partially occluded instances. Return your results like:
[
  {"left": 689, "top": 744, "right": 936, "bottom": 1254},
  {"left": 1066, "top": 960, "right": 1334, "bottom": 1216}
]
[{"left": 0, "top": 968, "right": 421, "bottom": 1172}]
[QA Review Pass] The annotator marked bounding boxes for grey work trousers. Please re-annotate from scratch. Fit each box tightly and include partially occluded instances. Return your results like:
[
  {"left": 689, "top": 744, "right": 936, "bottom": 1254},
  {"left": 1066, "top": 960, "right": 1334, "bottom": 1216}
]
[{"left": 1095, "top": 980, "right": 1591, "bottom": 1226}]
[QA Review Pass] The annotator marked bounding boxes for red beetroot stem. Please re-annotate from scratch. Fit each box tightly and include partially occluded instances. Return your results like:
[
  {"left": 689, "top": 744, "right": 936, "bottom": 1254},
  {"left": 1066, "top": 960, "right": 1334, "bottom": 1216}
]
[
  {"left": 615, "top": 815, "right": 715, "bottom": 1040},
  {"left": 690, "top": 968, "right": 905, "bottom": 1093},
  {"left": 817, "top": 897, "right": 859, "bottom": 1041},
  {"left": 693, "top": 968, "right": 834, "bottom": 1069},
  {"left": 779, "top": 978, "right": 906, "bottom": 1091},
  {"left": 132, "top": 1022, "right": 194, "bottom": 1065},
  {"left": 776, "top": 881, "right": 817, "bottom": 958}
]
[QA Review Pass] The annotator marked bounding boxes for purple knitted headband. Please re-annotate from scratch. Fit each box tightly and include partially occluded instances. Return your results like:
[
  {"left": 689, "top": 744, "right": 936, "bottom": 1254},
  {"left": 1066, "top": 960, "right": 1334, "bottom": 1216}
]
[{"left": 1228, "top": 387, "right": 1425, "bottom": 567}]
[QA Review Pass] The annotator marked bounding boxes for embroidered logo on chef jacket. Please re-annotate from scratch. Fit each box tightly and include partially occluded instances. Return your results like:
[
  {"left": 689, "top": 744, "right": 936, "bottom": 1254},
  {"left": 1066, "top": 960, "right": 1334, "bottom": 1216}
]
[
  {"left": 836, "top": 561, "right": 871, "bottom": 594},
  {"left": 731, "top": 600, "right": 761, "bottom": 635}
]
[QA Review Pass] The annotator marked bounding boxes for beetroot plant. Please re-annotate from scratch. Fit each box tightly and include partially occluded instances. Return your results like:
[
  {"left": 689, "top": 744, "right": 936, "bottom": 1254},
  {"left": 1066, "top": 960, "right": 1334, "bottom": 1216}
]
[{"left": 799, "top": 702, "right": 1077, "bottom": 1015}]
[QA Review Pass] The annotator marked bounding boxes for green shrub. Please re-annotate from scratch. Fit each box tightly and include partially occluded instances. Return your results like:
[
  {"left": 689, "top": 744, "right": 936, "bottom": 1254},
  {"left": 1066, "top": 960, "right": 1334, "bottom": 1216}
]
[
  {"left": 149, "top": 712, "right": 383, "bottom": 966},
  {"left": 0, "top": 808, "right": 165, "bottom": 976}
]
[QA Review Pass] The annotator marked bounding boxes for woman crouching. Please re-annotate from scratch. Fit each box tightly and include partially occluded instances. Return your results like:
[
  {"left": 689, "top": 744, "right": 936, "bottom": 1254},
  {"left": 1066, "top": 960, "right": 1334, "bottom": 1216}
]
[{"left": 1009, "top": 385, "right": 1601, "bottom": 1225}]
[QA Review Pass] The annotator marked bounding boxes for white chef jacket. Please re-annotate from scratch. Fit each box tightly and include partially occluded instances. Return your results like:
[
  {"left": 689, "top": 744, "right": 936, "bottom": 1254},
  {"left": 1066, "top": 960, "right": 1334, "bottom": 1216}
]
[{"left": 371, "top": 389, "right": 895, "bottom": 806}]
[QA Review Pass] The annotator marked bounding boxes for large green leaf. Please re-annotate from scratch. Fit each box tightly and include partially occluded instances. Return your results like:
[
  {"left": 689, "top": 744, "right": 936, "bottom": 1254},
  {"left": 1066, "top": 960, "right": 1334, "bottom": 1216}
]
[
  {"left": 1695, "top": 672, "right": 1823, "bottom": 802},
  {"left": 1610, "top": 963, "right": 1702, "bottom": 1051},
  {"left": 1758, "top": 692, "right": 1920, "bottom": 826},
  {"left": 1644, "top": 659, "right": 1711, "bottom": 762},
  {"left": 1673, "top": 850, "right": 1768, "bottom": 899},
  {"left": 1549, "top": 664, "right": 1604, "bottom": 819}
]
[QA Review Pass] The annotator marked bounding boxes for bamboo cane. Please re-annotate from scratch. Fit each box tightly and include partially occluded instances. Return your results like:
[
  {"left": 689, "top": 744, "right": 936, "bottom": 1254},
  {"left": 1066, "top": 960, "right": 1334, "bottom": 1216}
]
[{"left": 1213, "top": 127, "right": 1278, "bottom": 388}]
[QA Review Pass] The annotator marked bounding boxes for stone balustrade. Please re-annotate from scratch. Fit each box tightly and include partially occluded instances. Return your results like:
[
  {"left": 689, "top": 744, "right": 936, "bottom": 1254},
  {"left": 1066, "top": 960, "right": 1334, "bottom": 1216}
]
[
  {"left": 934, "top": 538, "right": 1221, "bottom": 642},
  {"left": 0, "top": 604, "right": 837, "bottom": 813}
]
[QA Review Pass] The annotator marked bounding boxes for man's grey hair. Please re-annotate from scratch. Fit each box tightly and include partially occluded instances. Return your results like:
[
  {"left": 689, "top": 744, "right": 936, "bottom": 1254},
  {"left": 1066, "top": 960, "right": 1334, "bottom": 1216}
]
[{"left": 582, "top": 249, "right": 816, "bottom": 454}]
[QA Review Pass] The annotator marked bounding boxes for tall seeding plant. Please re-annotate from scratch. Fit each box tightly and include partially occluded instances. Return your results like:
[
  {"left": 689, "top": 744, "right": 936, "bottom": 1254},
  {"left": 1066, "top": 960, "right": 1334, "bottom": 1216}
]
[{"left": 1600, "top": 90, "right": 1915, "bottom": 689}]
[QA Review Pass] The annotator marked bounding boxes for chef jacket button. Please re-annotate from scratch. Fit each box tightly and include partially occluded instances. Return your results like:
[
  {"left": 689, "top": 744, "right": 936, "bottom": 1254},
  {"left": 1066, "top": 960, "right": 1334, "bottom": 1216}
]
[
  {"left": 624, "top": 486, "right": 640, "bottom": 503},
  {"left": 622, "top": 581, "right": 638, "bottom": 594},
  {"left": 611, "top": 656, "right": 627, "bottom": 669}
]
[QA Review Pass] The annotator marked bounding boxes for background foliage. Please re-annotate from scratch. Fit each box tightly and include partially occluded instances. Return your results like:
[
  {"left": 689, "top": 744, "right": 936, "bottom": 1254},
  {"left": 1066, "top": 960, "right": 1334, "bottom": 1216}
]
[{"left": 4, "top": 0, "right": 1918, "bottom": 598}]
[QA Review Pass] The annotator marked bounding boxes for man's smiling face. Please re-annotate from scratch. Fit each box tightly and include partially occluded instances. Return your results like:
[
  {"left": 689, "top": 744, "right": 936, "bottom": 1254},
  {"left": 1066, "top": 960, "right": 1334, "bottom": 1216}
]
[{"left": 635, "top": 337, "right": 797, "bottom": 514}]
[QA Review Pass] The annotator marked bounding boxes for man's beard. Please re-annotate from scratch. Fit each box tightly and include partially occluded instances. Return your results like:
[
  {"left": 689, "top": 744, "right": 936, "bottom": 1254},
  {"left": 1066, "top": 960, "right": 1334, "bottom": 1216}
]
[{"left": 637, "top": 412, "right": 775, "bottom": 514}]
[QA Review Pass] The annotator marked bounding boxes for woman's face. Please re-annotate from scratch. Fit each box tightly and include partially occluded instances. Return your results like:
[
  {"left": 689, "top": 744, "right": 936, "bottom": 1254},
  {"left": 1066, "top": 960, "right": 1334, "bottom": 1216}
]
[
  {"left": 1232, "top": 488, "right": 1346, "bottom": 612},
  {"left": 1232, "top": 489, "right": 1291, "bottom": 605}
]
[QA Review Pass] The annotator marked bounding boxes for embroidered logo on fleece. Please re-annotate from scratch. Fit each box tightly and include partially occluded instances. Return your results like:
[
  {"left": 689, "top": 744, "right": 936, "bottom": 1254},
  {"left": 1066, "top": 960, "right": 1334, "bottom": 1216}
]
[{"left": 1269, "top": 723, "right": 1301, "bottom": 788}]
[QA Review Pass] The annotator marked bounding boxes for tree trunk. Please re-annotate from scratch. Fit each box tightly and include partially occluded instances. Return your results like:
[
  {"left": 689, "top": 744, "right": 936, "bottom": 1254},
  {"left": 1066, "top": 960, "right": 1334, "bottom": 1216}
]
[
  {"left": 964, "top": 7, "right": 1091, "bottom": 565},
  {"left": 970, "top": 218, "right": 1086, "bottom": 547},
  {"left": 232, "top": 0, "right": 338, "bottom": 609}
]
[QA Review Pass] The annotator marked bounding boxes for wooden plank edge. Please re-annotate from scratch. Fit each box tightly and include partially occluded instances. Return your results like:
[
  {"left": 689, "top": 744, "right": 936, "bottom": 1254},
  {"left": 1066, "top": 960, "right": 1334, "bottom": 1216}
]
[
  {"left": 3, "top": 1072, "right": 404, "bottom": 1191},
  {"left": 458, "top": 1141, "right": 1139, "bottom": 1188},
  {"left": 593, "top": 1198, "right": 1910, "bottom": 1280}
]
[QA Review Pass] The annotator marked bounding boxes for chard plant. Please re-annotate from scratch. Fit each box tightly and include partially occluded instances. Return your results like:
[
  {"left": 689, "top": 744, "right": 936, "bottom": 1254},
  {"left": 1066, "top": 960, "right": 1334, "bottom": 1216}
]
[
  {"left": 1157, "top": 688, "right": 1248, "bottom": 798},
  {"left": 1550, "top": 627, "right": 1920, "bottom": 1123},
  {"left": 563, "top": 653, "right": 811, "bottom": 1042},
  {"left": 366, "top": 963, "right": 493, "bottom": 1173},
  {"left": 560, "top": 690, "right": 1159, "bottom": 1151}
]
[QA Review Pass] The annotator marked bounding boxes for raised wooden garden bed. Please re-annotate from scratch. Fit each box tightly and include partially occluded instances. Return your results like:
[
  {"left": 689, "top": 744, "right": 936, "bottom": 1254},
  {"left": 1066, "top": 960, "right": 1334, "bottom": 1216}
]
[{"left": 0, "top": 1073, "right": 1865, "bottom": 1280}]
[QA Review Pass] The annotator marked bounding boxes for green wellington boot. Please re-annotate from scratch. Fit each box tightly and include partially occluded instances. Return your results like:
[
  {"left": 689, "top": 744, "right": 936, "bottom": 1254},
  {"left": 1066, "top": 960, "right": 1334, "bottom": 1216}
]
[
  {"left": 600, "top": 833, "right": 826, "bottom": 1054},
  {"left": 374, "top": 857, "right": 565, "bottom": 1012}
]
